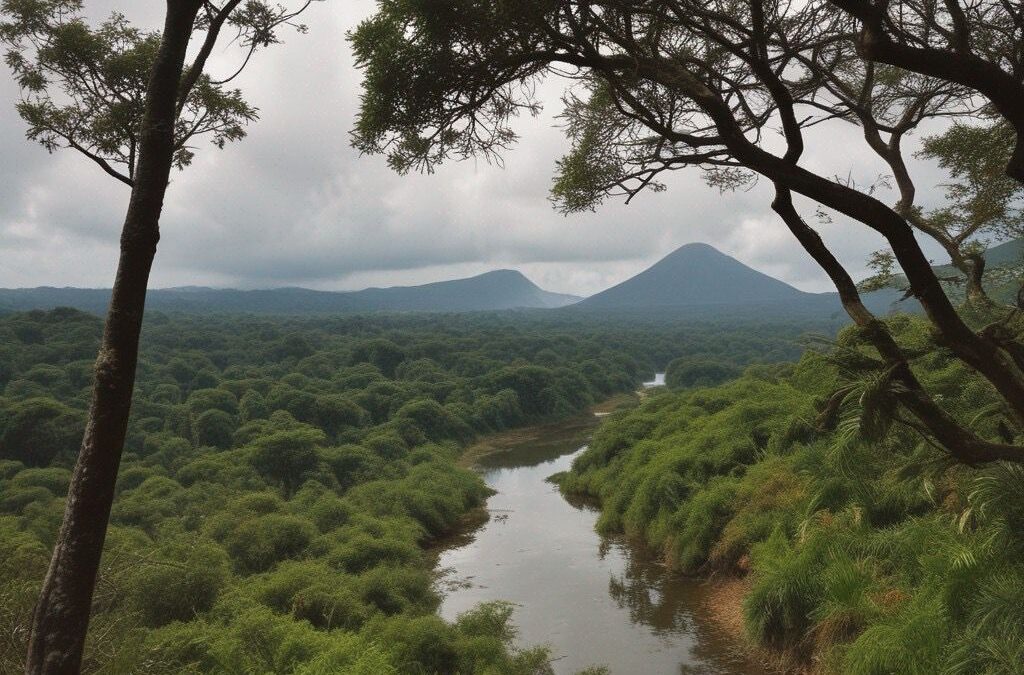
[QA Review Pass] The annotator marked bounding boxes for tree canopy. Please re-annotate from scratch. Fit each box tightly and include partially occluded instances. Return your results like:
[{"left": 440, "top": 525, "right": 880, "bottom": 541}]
[{"left": 351, "top": 0, "right": 1024, "bottom": 466}]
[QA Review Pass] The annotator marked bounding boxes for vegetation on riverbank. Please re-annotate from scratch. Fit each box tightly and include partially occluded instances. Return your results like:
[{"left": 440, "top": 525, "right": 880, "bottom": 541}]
[
  {"left": 0, "top": 308, "right": 826, "bottom": 673},
  {"left": 562, "top": 313, "right": 1024, "bottom": 673}
]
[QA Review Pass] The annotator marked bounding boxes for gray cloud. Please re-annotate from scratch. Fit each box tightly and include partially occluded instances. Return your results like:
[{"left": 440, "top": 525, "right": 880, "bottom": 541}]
[{"left": 0, "top": 1, "right": 954, "bottom": 297}]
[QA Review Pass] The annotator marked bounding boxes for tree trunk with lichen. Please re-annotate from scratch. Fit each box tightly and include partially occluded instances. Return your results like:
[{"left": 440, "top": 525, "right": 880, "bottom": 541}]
[{"left": 24, "top": 2, "right": 202, "bottom": 673}]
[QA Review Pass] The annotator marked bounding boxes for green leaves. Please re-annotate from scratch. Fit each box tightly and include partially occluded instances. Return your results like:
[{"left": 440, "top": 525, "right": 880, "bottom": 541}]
[
  {"left": 0, "top": 0, "right": 301, "bottom": 184},
  {"left": 919, "top": 121, "right": 1023, "bottom": 243},
  {"left": 349, "top": 0, "right": 544, "bottom": 173},
  {"left": 249, "top": 425, "right": 326, "bottom": 496}
]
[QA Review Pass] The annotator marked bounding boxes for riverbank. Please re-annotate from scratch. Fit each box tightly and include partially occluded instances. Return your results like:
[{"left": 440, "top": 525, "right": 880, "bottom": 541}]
[
  {"left": 699, "top": 576, "right": 807, "bottom": 674},
  {"left": 458, "top": 392, "right": 637, "bottom": 468},
  {"left": 559, "top": 317, "right": 1024, "bottom": 674},
  {"left": 436, "top": 389, "right": 774, "bottom": 675}
]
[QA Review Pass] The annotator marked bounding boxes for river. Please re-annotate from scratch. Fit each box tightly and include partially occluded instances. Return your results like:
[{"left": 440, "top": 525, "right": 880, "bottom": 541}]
[{"left": 434, "top": 391, "right": 769, "bottom": 675}]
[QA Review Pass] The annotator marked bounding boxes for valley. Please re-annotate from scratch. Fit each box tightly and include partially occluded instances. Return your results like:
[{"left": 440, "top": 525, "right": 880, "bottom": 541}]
[
  {"left": 0, "top": 309, "right": 815, "bottom": 673},
  {"left": 3, "top": 0, "right": 1024, "bottom": 671}
]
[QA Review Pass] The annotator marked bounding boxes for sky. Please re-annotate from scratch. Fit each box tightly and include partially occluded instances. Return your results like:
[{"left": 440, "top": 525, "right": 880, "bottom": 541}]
[{"left": 0, "top": 1, "right": 954, "bottom": 297}]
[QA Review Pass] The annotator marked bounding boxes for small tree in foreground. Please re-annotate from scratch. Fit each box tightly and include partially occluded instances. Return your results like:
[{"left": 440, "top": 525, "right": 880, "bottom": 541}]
[{"left": 0, "top": 1, "right": 318, "bottom": 671}]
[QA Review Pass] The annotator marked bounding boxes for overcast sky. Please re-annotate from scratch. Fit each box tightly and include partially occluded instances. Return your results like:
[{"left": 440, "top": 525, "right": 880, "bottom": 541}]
[{"left": 0, "top": 1, "right": 954, "bottom": 297}]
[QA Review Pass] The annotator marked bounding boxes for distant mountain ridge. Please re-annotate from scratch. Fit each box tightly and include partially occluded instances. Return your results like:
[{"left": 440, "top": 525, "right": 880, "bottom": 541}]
[
  {"left": 0, "top": 269, "right": 581, "bottom": 315},
  {"left": 0, "top": 242, "right": 920, "bottom": 317},
  {"left": 881, "top": 237, "right": 1024, "bottom": 305}
]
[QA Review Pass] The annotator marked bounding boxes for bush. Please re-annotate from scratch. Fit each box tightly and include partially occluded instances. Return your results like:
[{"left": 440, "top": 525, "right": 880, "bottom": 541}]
[
  {"left": 223, "top": 513, "right": 317, "bottom": 573},
  {"left": 186, "top": 388, "right": 238, "bottom": 416},
  {"left": 0, "top": 397, "right": 83, "bottom": 466},
  {"left": 249, "top": 427, "right": 325, "bottom": 496},
  {"left": 193, "top": 409, "right": 236, "bottom": 449},
  {"left": 743, "top": 529, "right": 826, "bottom": 648},
  {"left": 125, "top": 538, "right": 230, "bottom": 627},
  {"left": 6, "top": 466, "right": 71, "bottom": 494},
  {"left": 328, "top": 530, "right": 421, "bottom": 573}
]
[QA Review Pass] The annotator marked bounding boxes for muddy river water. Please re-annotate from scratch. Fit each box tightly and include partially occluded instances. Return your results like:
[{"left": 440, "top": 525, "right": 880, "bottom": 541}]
[{"left": 434, "top": 398, "right": 770, "bottom": 675}]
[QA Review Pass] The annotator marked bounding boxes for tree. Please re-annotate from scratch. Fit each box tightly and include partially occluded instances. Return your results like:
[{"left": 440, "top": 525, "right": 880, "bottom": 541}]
[
  {"left": 351, "top": 0, "right": 1024, "bottom": 464},
  {"left": 187, "top": 387, "right": 239, "bottom": 416},
  {"left": 250, "top": 427, "right": 325, "bottom": 497},
  {"left": 350, "top": 338, "right": 406, "bottom": 378},
  {"left": 858, "top": 121, "right": 1024, "bottom": 305},
  {"left": 192, "top": 408, "right": 236, "bottom": 449},
  {"left": 781, "top": 20, "right": 1023, "bottom": 305},
  {"left": 315, "top": 394, "right": 367, "bottom": 439},
  {"left": 0, "top": 397, "right": 83, "bottom": 467},
  {"left": 820, "top": 0, "right": 1024, "bottom": 183},
  {"left": 0, "top": 0, "right": 318, "bottom": 671}
]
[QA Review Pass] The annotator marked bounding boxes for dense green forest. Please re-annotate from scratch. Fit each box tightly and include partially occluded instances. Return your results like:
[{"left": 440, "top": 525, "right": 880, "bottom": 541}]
[
  {"left": 561, "top": 313, "right": 1024, "bottom": 673},
  {"left": 3, "top": 0, "right": 1023, "bottom": 671},
  {"left": 0, "top": 308, "right": 830, "bottom": 674}
]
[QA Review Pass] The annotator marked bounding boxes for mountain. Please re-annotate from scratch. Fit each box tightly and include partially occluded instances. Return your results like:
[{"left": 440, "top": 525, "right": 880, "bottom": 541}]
[
  {"left": 579, "top": 243, "right": 821, "bottom": 309},
  {"left": 574, "top": 242, "right": 904, "bottom": 316},
  {"left": 0, "top": 270, "right": 581, "bottom": 315},
  {"left": 341, "top": 269, "right": 580, "bottom": 311}
]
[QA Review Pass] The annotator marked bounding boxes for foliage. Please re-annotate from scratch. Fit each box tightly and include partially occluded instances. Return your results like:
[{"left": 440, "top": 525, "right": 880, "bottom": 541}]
[
  {"left": 565, "top": 313, "right": 1024, "bottom": 672},
  {"left": 0, "top": 307, "right": 824, "bottom": 673},
  {"left": 0, "top": 0, "right": 315, "bottom": 185},
  {"left": 665, "top": 357, "right": 741, "bottom": 390}
]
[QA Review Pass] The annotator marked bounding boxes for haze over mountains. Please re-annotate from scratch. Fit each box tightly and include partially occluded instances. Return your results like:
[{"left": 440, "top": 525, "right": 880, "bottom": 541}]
[{"left": 0, "top": 242, "right": 922, "bottom": 316}]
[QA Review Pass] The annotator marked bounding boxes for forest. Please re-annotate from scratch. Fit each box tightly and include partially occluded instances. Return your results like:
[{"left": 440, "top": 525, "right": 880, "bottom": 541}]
[
  {"left": 3, "top": 0, "right": 1024, "bottom": 672},
  {"left": 0, "top": 307, "right": 824, "bottom": 673}
]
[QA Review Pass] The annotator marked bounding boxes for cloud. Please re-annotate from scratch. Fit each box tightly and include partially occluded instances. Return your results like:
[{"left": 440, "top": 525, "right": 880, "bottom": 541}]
[{"left": 0, "top": 1, "right": 955, "bottom": 296}]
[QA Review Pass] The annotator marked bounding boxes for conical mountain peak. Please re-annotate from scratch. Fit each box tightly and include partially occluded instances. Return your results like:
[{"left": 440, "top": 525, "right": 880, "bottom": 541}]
[{"left": 579, "top": 243, "right": 812, "bottom": 309}]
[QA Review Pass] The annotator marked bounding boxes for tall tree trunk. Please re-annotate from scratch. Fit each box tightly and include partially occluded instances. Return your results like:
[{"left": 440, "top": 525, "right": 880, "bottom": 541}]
[{"left": 25, "top": 2, "right": 202, "bottom": 673}]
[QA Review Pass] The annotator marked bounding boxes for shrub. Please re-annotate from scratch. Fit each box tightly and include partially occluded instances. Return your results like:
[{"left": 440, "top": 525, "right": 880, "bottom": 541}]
[
  {"left": 223, "top": 513, "right": 317, "bottom": 573},
  {"left": 743, "top": 528, "right": 827, "bottom": 648},
  {"left": 249, "top": 427, "right": 325, "bottom": 496},
  {"left": 186, "top": 388, "right": 238, "bottom": 416},
  {"left": 124, "top": 538, "right": 230, "bottom": 627},
  {"left": 192, "top": 409, "right": 237, "bottom": 449},
  {"left": 665, "top": 357, "right": 742, "bottom": 389}
]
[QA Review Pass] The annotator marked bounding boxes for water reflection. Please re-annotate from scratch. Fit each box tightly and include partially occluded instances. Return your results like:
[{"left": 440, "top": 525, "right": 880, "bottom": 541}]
[
  {"left": 436, "top": 426, "right": 767, "bottom": 675},
  {"left": 605, "top": 539, "right": 696, "bottom": 635}
]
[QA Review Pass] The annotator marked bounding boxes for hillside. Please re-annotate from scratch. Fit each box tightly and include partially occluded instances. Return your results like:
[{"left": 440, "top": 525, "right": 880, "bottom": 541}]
[
  {"left": 578, "top": 243, "right": 815, "bottom": 309},
  {"left": 560, "top": 312, "right": 1024, "bottom": 673},
  {"left": 0, "top": 243, "right": 920, "bottom": 319},
  {"left": 0, "top": 269, "right": 580, "bottom": 315},
  {"left": 881, "top": 237, "right": 1024, "bottom": 303}
]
